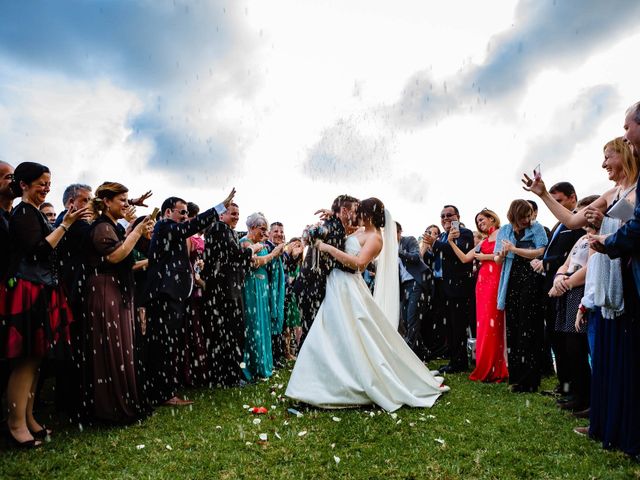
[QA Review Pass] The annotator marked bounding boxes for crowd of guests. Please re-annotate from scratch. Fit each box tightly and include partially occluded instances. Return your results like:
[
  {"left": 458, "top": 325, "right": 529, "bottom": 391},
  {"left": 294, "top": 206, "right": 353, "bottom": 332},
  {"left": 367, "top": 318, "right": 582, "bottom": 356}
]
[{"left": 0, "top": 101, "right": 639, "bottom": 464}]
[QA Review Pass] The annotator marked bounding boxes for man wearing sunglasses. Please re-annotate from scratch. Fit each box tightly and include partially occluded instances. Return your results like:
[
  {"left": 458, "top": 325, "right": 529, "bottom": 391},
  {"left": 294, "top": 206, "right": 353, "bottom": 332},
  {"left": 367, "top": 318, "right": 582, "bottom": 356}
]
[
  {"left": 145, "top": 190, "right": 236, "bottom": 407},
  {"left": 424, "top": 205, "right": 475, "bottom": 374}
]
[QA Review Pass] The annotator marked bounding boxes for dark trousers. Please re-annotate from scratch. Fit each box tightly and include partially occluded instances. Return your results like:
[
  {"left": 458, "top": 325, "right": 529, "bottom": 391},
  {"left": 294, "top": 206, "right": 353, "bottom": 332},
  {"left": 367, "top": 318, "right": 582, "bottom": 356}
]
[
  {"left": 145, "top": 295, "right": 186, "bottom": 405},
  {"left": 422, "top": 280, "right": 448, "bottom": 360},
  {"left": 542, "top": 296, "right": 558, "bottom": 377},
  {"left": 272, "top": 332, "right": 285, "bottom": 366},
  {"left": 443, "top": 293, "right": 471, "bottom": 371},
  {"left": 554, "top": 330, "right": 571, "bottom": 394},
  {"left": 296, "top": 284, "right": 324, "bottom": 347},
  {"left": 565, "top": 332, "right": 591, "bottom": 405},
  {"left": 401, "top": 280, "right": 428, "bottom": 360}
]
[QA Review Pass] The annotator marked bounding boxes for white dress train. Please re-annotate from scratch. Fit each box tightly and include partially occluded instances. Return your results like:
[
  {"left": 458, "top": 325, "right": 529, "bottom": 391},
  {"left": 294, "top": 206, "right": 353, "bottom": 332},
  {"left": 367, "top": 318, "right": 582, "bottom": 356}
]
[{"left": 285, "top": 235, "right": 449, "bottom": 412}]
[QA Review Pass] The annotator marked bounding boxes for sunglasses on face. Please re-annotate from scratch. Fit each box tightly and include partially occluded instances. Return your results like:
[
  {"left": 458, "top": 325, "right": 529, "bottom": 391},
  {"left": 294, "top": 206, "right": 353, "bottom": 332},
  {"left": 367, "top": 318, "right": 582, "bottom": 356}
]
[{"left": 172, "top": 209, "right": 189, "bottom": 216}]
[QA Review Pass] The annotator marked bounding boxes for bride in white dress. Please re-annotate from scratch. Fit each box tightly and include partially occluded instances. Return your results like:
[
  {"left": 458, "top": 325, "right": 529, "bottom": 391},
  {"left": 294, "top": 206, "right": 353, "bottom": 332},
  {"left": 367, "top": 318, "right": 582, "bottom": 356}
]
[{"left": 285, "top": 198, "right": 449, "bottom": 412}]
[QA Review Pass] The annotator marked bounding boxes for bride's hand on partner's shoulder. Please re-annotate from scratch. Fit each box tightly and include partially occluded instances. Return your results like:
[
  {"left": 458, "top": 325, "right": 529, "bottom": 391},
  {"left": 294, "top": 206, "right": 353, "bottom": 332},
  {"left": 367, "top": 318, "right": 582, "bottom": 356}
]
[{"left": 314, "top": 208, "right": 333, "bottom": 220}]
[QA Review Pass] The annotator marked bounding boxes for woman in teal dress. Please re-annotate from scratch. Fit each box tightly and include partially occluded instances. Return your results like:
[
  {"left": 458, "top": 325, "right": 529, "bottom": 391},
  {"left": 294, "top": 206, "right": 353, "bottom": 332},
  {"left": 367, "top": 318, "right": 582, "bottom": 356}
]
[{"left": 239, "top": 213, "right": 285, "bottom": 381}]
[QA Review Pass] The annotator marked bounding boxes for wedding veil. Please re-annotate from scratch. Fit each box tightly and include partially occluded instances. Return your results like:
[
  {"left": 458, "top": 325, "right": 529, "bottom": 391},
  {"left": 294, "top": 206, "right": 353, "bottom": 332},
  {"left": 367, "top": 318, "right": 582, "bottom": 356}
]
[{"left": 373, "top": 207, "right": 400, "bottom": 330}]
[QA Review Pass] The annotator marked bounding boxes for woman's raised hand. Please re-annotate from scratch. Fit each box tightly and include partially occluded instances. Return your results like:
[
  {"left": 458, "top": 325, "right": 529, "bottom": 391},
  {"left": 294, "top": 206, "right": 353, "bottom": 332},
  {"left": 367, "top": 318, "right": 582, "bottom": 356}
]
[
  {"left": 130, "top": 190, "right": 153, "bottom": 207},
  {"left": 521, "top": 172, "right": 546, "bottom": 196},
  {"left": 134, "top": 214, "right": 155, "bottom": 236},
  {"left": 273, "top": 243, "right": 286, "bottom": 256},
  {"left": 249, "top": 243, "right": 264, "bottom": 254}
]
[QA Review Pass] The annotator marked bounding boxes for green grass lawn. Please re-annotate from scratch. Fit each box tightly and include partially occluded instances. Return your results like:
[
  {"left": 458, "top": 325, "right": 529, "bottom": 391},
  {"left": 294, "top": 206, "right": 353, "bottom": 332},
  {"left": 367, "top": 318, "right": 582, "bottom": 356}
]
[{"left": 1, "top": 367, "right": 638, "bottom": 479}]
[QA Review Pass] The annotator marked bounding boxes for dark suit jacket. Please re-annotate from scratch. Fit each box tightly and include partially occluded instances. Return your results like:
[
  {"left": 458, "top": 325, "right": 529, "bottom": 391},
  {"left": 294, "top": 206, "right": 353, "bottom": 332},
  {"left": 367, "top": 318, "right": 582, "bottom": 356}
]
[
  {"left": 0, "top": 208, "right": 10, "bottom": 280},
  {"left": 293, "top": 216, "right": 347, "bottom": 299},
  {"left": 432, "top": 227, "right": 474, "bottom": 298},
  {"left": 202, "top": 221, "right": 252, "bottom": 301},
  {"left": 145, "top": 206, "right": 220, "bottom": 304},
  {"left": 541, "top": 223, "right": 585, "bottom": 291},
  {"left": 399, "top": 235, "right": 432, "bottom": 290},
  {"left": 604, "top": 174, "right": 640, "bottom": 297}
]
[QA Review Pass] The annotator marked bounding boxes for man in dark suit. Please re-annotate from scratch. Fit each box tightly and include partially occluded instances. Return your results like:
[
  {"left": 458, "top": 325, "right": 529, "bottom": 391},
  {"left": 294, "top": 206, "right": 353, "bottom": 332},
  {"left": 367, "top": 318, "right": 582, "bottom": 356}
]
[
  {"left": 145, "top": 190, "right": 234, "bottom": 406},
  {"left": 396, "top": 222, "right": 432, "bottom": 360},
  {"left": 202, "top": 202, "right": 257, "bottom": 387},
  {"left": 530, "top": 182, "right": 583, "bottom": 392},
  {"left": 293, "top": 194, "right": 359, "bottom": 345},
  {"left": 423, "top": 205, "right": 474, "bottom": 373},
  {"left": 0, "top": 160, "right": 14, "bottom": 421}
]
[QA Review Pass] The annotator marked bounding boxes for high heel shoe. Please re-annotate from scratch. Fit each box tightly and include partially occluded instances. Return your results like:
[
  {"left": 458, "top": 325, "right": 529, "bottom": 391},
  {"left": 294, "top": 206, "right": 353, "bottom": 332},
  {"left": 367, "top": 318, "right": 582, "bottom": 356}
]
[
  {"left": 5, "top": 430, "right": 42, "bottom": 449},
  {"left": 29, "top": 426, "right": 52, "bottom": 440}
]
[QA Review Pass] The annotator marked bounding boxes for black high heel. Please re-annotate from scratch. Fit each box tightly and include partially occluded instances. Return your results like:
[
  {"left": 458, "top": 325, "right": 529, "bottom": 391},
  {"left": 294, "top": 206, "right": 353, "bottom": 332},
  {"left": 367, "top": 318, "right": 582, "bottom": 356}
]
[
  {"left": 5, "top": 430, "right": 42, "bottom": 449},
  {"left": 29, "top": 426, "right": 52, "bottom": 440}
]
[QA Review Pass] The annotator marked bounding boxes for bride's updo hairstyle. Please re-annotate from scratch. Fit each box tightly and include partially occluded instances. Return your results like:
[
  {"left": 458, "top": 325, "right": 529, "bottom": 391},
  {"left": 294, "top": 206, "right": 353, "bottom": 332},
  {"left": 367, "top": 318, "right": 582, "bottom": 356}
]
[{"left": 357, "top": 197, "right": 385, "bottom": 228}]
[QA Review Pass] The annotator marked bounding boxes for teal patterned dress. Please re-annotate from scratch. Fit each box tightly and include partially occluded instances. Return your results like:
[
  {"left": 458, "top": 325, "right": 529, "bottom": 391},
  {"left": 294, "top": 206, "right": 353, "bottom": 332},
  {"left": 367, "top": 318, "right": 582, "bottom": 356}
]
[{"left": 239, "top": 237, "right": 273, "bottom": 381}]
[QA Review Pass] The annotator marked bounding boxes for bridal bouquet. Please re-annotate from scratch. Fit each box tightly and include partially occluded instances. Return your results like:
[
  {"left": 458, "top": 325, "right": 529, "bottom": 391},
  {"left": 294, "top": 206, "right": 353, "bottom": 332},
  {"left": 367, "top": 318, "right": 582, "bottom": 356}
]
[{"left": 304, "top": 223, "right": 329, "bottom": 244}]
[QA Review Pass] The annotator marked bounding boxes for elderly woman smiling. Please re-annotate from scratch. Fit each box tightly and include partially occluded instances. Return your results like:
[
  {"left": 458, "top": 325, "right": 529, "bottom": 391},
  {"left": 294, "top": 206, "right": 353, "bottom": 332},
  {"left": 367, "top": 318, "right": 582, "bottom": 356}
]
[{"left": 239, "top": 212, "right": 285, "bottom": 381}]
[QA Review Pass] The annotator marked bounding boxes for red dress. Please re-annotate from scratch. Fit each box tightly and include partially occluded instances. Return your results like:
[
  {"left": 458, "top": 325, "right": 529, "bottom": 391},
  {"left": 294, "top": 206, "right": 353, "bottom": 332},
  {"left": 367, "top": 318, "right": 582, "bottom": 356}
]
[{"left": 469, "top": 232, "right": 508, "bottom": 383}]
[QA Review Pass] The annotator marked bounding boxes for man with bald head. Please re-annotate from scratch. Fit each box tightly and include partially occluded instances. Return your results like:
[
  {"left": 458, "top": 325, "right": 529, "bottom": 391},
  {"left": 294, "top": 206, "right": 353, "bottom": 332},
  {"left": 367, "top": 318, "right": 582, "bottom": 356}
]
[{"left": 0, "top": 159, "right": 13, "bottom": 421}]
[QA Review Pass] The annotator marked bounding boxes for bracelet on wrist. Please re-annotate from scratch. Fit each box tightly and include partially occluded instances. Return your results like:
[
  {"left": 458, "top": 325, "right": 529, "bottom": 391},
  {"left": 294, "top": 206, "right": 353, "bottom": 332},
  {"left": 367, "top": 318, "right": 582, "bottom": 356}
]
[
  {"left": 59, "top": 224, "right": 68, "bottom": 232},
  {"left": 578, "top": 304, "right": 589, "bottom": 314}
]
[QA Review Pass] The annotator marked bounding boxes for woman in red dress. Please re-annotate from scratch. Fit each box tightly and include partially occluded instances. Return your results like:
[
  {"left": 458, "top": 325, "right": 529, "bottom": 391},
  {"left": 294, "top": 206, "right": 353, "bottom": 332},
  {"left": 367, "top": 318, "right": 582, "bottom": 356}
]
[{"left": 448, "top": 209, "right": 508, "bottom": 383}]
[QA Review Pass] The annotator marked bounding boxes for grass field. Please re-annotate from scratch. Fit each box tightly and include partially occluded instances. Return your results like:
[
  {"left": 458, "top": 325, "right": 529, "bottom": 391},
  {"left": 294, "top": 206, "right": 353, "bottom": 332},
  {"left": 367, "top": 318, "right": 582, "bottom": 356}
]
[{"left": 1, "top": 367, "right": 638, "bottom": 479}]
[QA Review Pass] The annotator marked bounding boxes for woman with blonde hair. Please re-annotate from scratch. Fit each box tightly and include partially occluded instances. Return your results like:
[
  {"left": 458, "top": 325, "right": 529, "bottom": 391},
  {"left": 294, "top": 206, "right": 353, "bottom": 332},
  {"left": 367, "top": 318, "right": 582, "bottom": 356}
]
[
  {"left": 83, "top": 182, "right": 154, "bottom": 423},
  {"left": 449, "top": 208, "right": 508, "bottom": 383},
  {"left": 524, "top": 136, "right": 640, "bottom": 457}
]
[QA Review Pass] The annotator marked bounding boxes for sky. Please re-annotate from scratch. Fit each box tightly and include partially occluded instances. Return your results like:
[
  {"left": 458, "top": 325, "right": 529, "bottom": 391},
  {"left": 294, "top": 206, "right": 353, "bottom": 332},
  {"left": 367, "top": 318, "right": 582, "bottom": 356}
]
[{"left": 1, "top": 0, "right": 639, "bottom": 238}]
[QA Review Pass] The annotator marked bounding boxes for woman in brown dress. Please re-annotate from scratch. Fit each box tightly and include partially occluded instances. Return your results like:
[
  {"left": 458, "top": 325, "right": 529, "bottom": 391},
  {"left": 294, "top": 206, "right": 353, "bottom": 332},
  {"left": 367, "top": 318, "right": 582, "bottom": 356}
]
[{"left": 84, "top": 182, "right": 154, "bottom": 423}]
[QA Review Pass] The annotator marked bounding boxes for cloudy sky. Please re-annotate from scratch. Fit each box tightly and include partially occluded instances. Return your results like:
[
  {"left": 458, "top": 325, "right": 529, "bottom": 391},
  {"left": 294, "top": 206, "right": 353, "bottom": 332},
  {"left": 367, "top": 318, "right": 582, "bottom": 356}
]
[{"left": 1, "top": 0, "right": 639, "bottom": 237}]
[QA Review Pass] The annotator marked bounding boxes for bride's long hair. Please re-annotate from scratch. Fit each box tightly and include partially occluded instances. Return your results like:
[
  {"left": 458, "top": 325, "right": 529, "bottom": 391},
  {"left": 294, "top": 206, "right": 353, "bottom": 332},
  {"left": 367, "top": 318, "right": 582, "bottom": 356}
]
[
  {"left": 357, "top": 197, "right": 386, "bottom": 228},
  {"left": 358, "top": 197, "right": 400, "bottom": 330}
]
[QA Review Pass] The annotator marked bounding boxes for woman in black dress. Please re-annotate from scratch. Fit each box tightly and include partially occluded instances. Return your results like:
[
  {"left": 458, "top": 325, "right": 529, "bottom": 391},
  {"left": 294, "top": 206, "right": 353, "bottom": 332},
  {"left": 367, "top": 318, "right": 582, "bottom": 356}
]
[
  {"left": 0, "top": 162, "right": 88, "bottom": 447},
  {"left": 495, "top": 200, "right": 548, "bottom": 392},
  {"left": 84, "top": 182, "right": 154, "bottom": 423}
]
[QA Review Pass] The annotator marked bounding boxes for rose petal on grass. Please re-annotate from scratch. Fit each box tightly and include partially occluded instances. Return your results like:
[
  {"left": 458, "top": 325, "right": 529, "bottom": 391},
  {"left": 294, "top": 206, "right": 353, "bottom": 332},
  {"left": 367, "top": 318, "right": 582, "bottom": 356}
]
[
  {"left": 243, "top": 404, "right": 250, "bottom": 409},
  {"left": 396, "top": 419, "right": 402, "bottom": 425},
  {"left": 465, "top": 419, "right": 471, "bottom": 424},
  {"left": 275, "top": 432, "right": 282, "bottom": 440},
  {"left": 259, "top": 433, "right": 268, "bottom": 442},
  {"left": 334, "top": 456, "right": 341, "bottom": 465},
  {"left": 332, "top": 416, "right": 341, "bottom": 422},
  {"left": 166, "top": 445, "right": 172, "bottom": 450},
  {"left": 253, "top": 418, "right": 261, "bottom": 425},
  {"left": 298, "top": 431, "right": 307, "bottom": 437},
  {"left": 136, "top": 444, "right": 145, "bottom": 450},
  {"left": 434, "top": 438, "right": 445, "bottom": 445},
  {"left": 390, "top": 413, "right": 398, "bottom": 420}
]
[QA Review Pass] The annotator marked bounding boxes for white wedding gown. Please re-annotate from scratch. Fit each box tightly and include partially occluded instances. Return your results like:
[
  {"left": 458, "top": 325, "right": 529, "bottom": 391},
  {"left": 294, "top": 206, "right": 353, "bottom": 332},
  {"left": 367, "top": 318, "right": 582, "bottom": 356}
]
[{"left": 286, "top": 235, "right": 449, "bottom": 412}]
